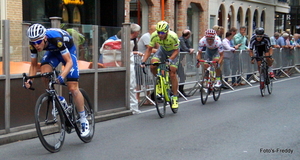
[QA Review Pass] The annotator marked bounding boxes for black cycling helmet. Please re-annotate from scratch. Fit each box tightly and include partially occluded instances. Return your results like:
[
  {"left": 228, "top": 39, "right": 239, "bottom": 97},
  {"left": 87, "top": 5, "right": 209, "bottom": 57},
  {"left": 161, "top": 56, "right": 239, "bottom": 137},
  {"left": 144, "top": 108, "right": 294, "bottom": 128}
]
[{"left": 255, "top": 27, "right": 264, "bottom": 35}]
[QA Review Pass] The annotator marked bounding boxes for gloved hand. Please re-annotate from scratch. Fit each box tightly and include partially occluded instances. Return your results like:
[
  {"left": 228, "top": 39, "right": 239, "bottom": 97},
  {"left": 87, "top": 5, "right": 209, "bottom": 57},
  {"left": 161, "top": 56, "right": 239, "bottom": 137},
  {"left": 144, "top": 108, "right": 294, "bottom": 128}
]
[
  {"left": 24, "top": 79, "right": 32, "bottom": 89},
  {"left": 166, "top": 59, "right": 172, "bottom": 65},
  {"left": 140, "top": 62, "right": 146, "bottom": 68},
  {"left": 216, "top": 62, "right": 221, "bottom": 68},
  {"left": 57, "top": 75, "right": 64, "bottom": 84}
]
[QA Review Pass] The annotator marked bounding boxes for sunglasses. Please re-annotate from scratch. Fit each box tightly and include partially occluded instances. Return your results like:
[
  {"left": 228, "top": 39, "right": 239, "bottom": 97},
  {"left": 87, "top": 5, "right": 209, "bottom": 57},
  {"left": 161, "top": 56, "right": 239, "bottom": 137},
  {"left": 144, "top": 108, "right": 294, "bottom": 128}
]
[
  {"left": 30, "top": 39, "right": 43, "bottom": 45},
  {"left": 157, "top": 31, "right": 166, "bottom": 35},
  {"left": 256, "top": 35, "right": 263, "bottom": 38}
]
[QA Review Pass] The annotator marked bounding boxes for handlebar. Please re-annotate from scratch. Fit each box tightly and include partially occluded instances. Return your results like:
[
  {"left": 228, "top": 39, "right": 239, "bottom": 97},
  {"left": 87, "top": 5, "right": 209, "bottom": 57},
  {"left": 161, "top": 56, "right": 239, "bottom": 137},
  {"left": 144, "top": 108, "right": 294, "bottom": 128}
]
[
  {"left": 197, "top": 60, "right": 217, "bottom": 64},
  {"left": 141, "top": 62, "right": 170, "bottom": 74},
  {"left": 22, "top": 69, "right": 66, "bottom": 91}
]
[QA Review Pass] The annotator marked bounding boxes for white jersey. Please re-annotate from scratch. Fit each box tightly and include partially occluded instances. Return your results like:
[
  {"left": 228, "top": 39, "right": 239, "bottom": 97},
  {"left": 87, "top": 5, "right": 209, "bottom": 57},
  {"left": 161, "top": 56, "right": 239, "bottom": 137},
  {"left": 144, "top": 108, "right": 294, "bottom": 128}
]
[{"left": 198, "top": 36, "right": 224, "bottom": 53}]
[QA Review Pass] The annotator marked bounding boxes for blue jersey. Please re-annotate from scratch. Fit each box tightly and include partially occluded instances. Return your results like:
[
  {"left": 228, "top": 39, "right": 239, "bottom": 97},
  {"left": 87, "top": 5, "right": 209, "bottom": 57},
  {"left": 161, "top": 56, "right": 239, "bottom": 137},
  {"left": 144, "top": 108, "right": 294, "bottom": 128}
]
[
  {"left": 29, "top": 28, "right": 74, "bottom": 55},
  {"left": 29, "top": 28, "right": 79, "bottom": 81}
]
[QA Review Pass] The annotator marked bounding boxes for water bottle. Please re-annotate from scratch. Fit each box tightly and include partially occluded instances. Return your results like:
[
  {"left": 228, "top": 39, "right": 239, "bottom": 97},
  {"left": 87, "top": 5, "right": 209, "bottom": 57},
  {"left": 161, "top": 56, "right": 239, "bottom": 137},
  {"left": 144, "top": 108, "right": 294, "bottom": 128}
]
[{"left": 59, "top": 96, "right": 69, "bottom": 112}]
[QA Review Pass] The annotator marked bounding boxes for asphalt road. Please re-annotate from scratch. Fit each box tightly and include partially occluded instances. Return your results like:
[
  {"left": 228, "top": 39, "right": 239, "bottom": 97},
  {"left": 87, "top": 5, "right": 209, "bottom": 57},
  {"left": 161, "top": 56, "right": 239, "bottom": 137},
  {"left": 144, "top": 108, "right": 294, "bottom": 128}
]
[{"left": 1, "top": 75, "right": 300, "bottom": 160}]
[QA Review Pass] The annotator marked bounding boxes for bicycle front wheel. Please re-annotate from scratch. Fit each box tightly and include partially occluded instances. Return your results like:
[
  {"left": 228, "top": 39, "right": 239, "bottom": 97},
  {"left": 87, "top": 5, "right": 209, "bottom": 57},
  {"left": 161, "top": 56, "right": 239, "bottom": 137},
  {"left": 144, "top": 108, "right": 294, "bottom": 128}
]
[
  {"left": 74, "top": 88, "right": 95, "bottom": 143},
  {"left": 260, "top": 67, "right": 266, "bottom": 97},
  {"left": 35, "top": 93, "right": 66, "bottom": 153},
  {"left": 200, "top": 71, "right": 210, "bottom": 105},
  {"left": 154, "top": 76, "right": 166, "bottom": 118}
]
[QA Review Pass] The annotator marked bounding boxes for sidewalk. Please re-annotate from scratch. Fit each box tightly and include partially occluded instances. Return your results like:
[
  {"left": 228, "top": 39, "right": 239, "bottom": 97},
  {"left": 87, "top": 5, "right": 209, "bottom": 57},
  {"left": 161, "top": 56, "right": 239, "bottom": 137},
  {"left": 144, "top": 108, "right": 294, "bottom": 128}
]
[{"left": 0, "top": 110, "right": 132, "bottom": 145}]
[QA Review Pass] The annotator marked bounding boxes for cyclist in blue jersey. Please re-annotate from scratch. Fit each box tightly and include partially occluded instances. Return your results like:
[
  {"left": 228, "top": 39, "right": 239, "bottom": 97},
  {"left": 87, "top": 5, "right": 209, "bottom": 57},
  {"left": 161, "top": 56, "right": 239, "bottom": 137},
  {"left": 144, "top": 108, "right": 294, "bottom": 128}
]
[{"left": 24, "top": 24, "right": 90, "bottom": 137}]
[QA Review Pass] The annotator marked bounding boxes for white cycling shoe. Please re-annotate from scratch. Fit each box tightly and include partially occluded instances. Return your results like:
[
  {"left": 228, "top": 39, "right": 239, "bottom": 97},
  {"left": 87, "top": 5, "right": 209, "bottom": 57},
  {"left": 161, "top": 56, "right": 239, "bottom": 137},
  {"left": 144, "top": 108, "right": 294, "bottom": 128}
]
[
  {"left": 80, "top": 118, "right": 90, "bottom": 137},
  {"left": 214, "top": 80, "right": 222, "bottom": 88}
]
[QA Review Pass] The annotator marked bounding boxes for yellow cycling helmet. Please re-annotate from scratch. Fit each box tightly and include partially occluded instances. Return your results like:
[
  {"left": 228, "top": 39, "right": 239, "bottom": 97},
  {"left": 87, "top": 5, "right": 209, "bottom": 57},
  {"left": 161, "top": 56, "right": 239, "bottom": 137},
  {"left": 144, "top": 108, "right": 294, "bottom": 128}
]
[{"left": 156, "top": 21, "right": 169, "bottom": 33}]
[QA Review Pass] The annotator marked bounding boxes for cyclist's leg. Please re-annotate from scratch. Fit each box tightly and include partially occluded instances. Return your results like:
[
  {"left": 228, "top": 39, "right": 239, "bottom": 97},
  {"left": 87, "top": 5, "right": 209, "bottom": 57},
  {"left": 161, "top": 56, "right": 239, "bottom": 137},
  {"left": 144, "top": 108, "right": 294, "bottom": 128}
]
[
  {"left": 265, "top": 49, "right": 274, "bottom": 75},
  {"left": 65, "top": 46, "right": 89, "bottom": 136},
  {"left": 40, "top": 51, "right": 60, "bottom": 87},
  {"left": 170, "top": 64, "right": 179, "bottom": 96},
  {"left": 150, "top": 47, "right": 164, "bottom": 76}
]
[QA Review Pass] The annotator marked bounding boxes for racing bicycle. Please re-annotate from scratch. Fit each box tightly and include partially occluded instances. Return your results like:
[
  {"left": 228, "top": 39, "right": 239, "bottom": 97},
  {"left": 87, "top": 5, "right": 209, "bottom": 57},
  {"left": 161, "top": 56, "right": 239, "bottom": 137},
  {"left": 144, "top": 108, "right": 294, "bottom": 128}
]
[
  {"left": 142, "top": 62, "right": 177, "bottom": 118},
  {"left": 198, "top": 60, "right": 222, "bottom": 105},
  {"left": 253, "top": 56, "right": 273, "bottom": 97},
  {"left": 22, "top": 68, "right": 95, "bottom": 153}
]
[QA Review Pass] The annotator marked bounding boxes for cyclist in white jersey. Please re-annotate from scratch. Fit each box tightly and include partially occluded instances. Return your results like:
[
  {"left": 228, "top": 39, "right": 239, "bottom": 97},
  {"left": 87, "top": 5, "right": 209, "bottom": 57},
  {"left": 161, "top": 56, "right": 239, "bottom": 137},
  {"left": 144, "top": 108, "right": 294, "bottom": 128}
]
[{"left": 197, "top": 29, "right": 224, "bottom": 87}]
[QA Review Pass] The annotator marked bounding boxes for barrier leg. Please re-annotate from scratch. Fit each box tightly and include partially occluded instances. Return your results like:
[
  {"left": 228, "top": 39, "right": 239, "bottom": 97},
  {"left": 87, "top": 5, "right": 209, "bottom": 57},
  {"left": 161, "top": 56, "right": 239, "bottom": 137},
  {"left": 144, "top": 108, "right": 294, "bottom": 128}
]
[
  {"left": 221, "top": 79, "right": 234, "bottom": 90},
  {"left": 177, "top": 89, "right": 188, "bottom": 101},
  {"left": 188, "top": 82, "right": 201, "bottom": 96}
]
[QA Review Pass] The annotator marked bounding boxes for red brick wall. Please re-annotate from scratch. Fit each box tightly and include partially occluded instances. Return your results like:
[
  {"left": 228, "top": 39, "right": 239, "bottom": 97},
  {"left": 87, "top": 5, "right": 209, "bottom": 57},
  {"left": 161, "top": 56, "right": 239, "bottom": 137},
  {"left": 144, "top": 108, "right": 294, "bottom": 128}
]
[
  {"left": 7, "top": 0, "right": 23, "bottom": 61},
  {"left": 125, "top": 0, "right": 209, "bottom": 42}
]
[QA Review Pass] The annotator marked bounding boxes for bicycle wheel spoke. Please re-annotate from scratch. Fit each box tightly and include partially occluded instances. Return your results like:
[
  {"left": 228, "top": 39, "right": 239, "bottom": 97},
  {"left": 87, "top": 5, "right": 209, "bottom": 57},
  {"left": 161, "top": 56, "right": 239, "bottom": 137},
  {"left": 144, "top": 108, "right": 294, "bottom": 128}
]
[{"left": 35, "top": 93, "right": 65, "bottom": 153}]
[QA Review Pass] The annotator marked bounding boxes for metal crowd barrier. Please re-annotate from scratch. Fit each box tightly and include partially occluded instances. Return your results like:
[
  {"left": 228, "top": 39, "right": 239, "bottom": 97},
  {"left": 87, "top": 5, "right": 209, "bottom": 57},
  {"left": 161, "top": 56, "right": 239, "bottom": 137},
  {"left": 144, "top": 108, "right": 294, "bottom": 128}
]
[{"left": 134, "top": 48, "right": 300, "bottom": 106}]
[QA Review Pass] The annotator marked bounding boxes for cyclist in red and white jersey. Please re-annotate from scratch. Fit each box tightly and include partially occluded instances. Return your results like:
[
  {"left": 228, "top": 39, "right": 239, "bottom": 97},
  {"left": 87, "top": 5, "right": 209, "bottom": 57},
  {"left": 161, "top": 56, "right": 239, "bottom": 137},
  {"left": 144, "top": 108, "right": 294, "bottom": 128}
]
[{"left": 197, "top": 29, "right": 224, "bottom": 87}]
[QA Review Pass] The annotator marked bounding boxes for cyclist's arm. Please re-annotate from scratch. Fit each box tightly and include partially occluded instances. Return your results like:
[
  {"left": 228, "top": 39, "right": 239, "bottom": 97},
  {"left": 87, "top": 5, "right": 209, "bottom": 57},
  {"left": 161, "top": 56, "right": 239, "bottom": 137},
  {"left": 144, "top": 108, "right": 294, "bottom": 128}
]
[
  {"left": 24, "top": 54, "right": 38, "bottom": 89},
  {"left": 197, "top": 50, "right": 202, "bottom": 60},
  {"left": 218, "top": 51, "right": 224, "bottom": 64},
  {"left": 249, "top": 49, "right": 254, "bottom": 57},
  {"left": 266, "top": 47, "right": 273, "bottom": 56},
  {"left": 61, "top": 52, "right": 73, "bottom": 79},
  {"left": 29, "top": 56, "right": 38, "bottom": 77},
  {"left": 141, "top": 45, "right": 153, "bottom": 63},
  {"left": 169, "top": 48, "right": 179, "bottom": 61}
]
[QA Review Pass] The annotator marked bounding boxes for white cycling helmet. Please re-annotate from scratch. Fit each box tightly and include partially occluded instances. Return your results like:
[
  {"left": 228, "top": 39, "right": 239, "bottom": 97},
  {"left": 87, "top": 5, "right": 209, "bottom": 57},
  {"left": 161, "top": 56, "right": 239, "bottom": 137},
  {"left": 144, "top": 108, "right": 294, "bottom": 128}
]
[{"left": 27, "top": 24, "right": 46, "bottom": 40}]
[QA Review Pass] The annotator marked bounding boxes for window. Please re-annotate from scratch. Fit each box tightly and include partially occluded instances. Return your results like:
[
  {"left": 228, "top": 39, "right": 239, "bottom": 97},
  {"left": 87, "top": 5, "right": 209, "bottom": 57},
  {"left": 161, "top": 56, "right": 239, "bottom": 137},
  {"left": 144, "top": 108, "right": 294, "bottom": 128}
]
[{"left": 73, "top": 6, "right": 81, "bottom": 23}]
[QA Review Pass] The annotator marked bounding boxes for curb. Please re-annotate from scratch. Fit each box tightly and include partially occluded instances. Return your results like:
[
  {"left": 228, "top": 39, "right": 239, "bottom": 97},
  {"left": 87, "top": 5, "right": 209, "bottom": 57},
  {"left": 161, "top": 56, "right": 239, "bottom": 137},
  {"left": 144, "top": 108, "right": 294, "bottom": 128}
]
[{"left": 0, "top": 110, "right": 133, "bottom": 146}]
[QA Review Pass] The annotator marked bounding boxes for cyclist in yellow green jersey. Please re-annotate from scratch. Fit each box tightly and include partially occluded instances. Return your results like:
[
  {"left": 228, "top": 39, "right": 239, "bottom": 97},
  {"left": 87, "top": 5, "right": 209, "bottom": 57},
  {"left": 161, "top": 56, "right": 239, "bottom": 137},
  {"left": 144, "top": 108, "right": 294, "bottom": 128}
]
[{"left": 141, "top": 21, "right": 180, "bottom": 109}]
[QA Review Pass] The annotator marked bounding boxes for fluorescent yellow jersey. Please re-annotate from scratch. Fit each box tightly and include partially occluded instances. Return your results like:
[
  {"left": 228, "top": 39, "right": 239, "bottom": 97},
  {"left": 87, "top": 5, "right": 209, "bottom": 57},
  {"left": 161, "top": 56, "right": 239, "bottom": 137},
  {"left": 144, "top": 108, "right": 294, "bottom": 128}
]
[{"left": 149, "top": 30, "right": 180, "bottom": 51}]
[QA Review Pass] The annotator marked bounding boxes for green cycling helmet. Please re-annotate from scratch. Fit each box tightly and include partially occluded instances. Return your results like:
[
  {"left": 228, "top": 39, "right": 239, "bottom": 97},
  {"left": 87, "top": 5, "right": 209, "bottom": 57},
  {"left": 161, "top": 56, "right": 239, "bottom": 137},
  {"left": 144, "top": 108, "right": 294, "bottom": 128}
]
[{"left": 156, "top": 21, "right": 169, "bottom": 33}]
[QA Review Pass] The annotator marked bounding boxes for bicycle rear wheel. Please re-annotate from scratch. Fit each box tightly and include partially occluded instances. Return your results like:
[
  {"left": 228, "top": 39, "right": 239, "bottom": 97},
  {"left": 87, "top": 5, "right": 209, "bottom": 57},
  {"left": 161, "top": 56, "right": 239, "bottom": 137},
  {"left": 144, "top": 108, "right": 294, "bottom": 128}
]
[
  {"left": 74, "top": 88, "right": 95, "bottom": 143},
  {"left": 213, "top": 85, "right": 222, "bottom": 101},
  {"left": 260, "top": 67, "right": 266, "bottom": 97},
  {"left": 167, "top": 87, "right": 177, "bottom": 114},
  {"left": 200, "top": 71, "right": 210, "bottom": 105},
  {"left": 266, "top": 75, "right": 273, "bottom": 94},
  {"left": 35, "top": 93, "right": 65, "bottom": 153},
  {"left": 154, "top": 76, "right": 166, "bottom": 118}
]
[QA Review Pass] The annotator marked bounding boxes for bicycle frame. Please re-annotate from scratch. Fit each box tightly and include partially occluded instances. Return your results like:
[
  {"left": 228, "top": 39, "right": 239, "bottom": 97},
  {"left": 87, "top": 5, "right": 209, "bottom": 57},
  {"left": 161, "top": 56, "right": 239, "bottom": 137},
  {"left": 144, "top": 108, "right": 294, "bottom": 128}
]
[
  {"left": 252, "top": 55, "right": 273, "bottom": 96},
  {"left": 142, "top": 62, "right": 176, "bottom": 118},
  {"left": 199, "top": 60, "right": 217, "bottom": 88},
  {"left": 23, "top": 70, "right": 74, "bottom": 126},
  {"left": 198, "top": 60, "right": 221, "bottom": 104},
  {"left": 22, "top": 68, "right": 94, "bottom": 153},
  {"left": 156, "top": 64, "right": 171, "bottom": 102}
]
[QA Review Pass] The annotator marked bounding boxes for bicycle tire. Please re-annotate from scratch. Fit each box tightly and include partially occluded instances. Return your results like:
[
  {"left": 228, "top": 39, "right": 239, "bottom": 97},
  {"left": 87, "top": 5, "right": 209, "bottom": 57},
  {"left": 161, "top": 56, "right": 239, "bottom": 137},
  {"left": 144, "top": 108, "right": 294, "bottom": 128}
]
[
  {"left": 154, "top": 76, "right": 166, "bottom": 118},
  {"left": 200, "top": 71, "right": 210, "bottom": 105},
  {"left": 164, "top": 74, "right": 177, "bottom": 114},
  {"left": 35, "top": 93, "right": 66, "bottom": 153},
  {"left": 167, "top": 87, "right": 177, "bottom": 114},
  {"left": 266, "top": 74, "right": 273, "bottom": 95},
  {"left": 260, "top": 66, "right": 266, "bottom": 97},
  {"left": 213, "top": 85, "right": 221, "bottom": 101},
  {"left": 74, "top": 88, "right": 95, "bottom": 143}
]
